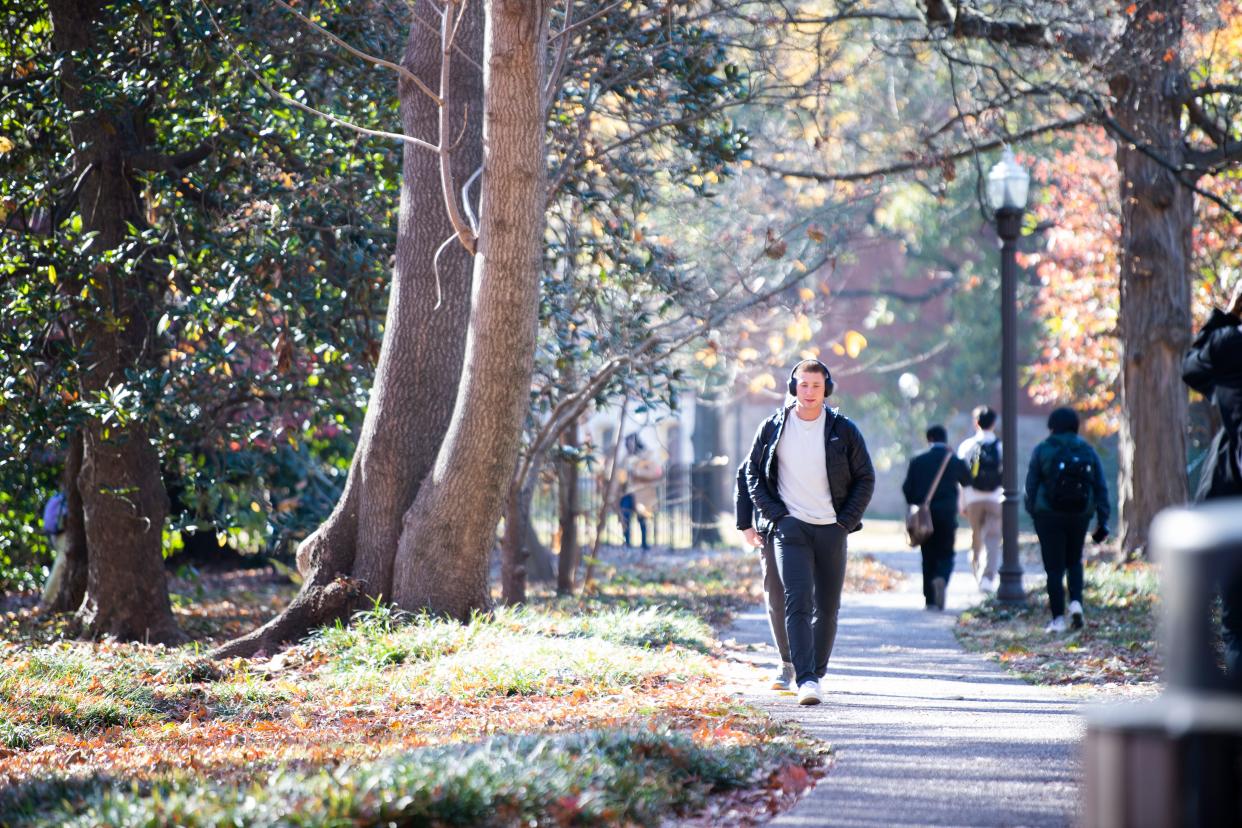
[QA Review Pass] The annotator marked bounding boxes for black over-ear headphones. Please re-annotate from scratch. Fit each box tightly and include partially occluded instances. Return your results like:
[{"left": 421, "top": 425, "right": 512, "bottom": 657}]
[{"left": 788, "top": 359, "right": 834, "bottom": 397}]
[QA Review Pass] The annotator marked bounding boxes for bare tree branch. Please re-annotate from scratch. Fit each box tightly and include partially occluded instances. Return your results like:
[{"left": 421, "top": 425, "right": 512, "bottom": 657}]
[
  {"left": 754, "top": 116, "right": 1090, "bottom": 184},
  {"left": 437, "top": 0, "right": 478, "bottom": 254},
  {"left": 272, "top": 0, "right": 441, "bottom": 104}
]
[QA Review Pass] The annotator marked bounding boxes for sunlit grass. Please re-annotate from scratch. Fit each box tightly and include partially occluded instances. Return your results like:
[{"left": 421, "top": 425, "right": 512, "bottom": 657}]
[
  {"left": 956, "top": 559, "right": 1160, "bottom": 694},
  {"left": 46, "top": 728, "right": 799, "bottom": 828}
]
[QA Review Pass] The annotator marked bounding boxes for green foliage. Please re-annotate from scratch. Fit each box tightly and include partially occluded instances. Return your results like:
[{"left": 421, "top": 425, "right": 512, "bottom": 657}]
[
  {"left": 45, "top": 728, "right": 794, "bottom": 828},
  {"left": 0, "top": 0, "right": 405, "bottom": 571}
]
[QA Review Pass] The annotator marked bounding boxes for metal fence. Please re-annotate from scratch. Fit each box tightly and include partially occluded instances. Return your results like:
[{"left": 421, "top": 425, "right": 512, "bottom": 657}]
[{"left": 529, "top": 462, "right": 697, "bottom": 551}]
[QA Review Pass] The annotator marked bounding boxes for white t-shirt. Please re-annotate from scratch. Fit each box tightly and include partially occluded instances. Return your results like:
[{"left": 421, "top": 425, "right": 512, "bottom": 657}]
[
  {"left": 957, "top": 431, "right": 1003, "bottom": 505},
  {"left": 776, "top": 409, "right": 837, "bottom": 524}
]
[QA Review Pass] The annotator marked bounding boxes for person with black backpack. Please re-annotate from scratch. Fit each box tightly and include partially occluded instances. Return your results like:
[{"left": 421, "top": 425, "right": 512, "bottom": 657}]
[
  {"left": 957, "top": 406, "right": 1003, "bottom": 593},
  {"left": 1024, "top": 406, "right": 1110, "bottom": 633}
]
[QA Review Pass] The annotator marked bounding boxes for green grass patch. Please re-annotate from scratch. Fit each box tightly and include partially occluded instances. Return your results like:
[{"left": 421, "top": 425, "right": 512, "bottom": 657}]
[
  {"left": 956, "top": 559, "right": 1159, "bottom": 689},
  {"left": 309, "top": 604, "right": 710, "bottom": 698},
  {"left": 28, "top": 729, "right": 798, "bottom": 828}
]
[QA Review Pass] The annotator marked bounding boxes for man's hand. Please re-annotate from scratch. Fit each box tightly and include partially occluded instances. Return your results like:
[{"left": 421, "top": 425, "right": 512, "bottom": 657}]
[
  {"left": 742, "top": 527, "right": 763, "bottom": 548},
  {"left": 1091, "top": 524, "right": 1110, "bottom": 544}
]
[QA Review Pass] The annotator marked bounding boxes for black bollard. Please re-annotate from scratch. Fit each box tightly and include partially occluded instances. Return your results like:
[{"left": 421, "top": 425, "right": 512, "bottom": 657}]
[{"left": 1083, "top": 499, "right": 1242, "bottom": 828}]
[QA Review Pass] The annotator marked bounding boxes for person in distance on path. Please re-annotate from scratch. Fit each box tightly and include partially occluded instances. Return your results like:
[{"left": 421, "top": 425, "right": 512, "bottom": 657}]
[
  {"left": 903, "top": 425, "right": 972, "bottom": 611},
  {"left": 1024, "top": 407, "right": 1110, "bottom": 634},
  {"left": 745, "top": 359, "right": 875, "bottom": 706},
  {"left": 735, "top": 461, "right": 793, "bottom": 692},
  {"left": 957, "top": 406, "right": 1004, "bottom": 593}
]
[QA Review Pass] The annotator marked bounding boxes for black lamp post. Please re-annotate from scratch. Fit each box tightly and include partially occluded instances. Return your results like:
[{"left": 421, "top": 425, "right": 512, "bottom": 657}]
[{"left": 987, "top": 148, "right": 1030, "bottom": 604}]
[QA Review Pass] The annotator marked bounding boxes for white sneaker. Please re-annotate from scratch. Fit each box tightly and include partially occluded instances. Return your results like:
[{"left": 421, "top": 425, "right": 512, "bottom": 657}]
[
  {"left": 1068, "top": 601, "right": 1084, "bottom": 630},
  {"left": 979, "top": 575, "right": 997, "bottom": 593},
  {"left": 1044, "top": 616, "right": 1067, "bottom": 634},
  {"left": 797, "top": 680, "right": 821, "bottom": 706},
  {"left": 770, "top": 663, "right": 794, "bottom": 691}
]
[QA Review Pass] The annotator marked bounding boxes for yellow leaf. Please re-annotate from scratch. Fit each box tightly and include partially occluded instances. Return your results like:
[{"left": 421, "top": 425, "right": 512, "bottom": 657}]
[
  {"left": 47, "top": 265, "right": 56, "bottom": 284},
  {"left": 798, "top": 287, "right": 815, "bottom": 302},
  {"left": 0, "top": 136, "right": 13, "bottom": 154},
  {"left": 748, "top": 373, "right": 776, "bottom": 393},
  {"left": 844, "top": 330, "right": 868, "bottom": 358}
]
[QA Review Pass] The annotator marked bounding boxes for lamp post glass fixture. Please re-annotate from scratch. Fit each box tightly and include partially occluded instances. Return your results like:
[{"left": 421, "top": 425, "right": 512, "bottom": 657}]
[{"left": 988, "top": 147, "right": 1030, "bottom": 604}]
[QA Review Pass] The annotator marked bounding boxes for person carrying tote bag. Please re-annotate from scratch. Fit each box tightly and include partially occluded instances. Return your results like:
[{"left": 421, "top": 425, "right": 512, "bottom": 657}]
[
  {"left": 905, "top": 450, "right": 951, "bottom": 547},
  {"left": 903, "top": 425, "right": 972, "bottom": 610}
]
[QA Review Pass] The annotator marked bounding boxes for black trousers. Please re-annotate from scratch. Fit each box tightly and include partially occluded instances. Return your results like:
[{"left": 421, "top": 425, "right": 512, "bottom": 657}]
[
  {"left": 1033, "top": 513, "right": 1090, "bottom": 618},
  {"left": 919, "top": 512, "right": 957, "bottom": 607},
  {"left": 773, "top": 517, "right": 848, "bottom": 686}
]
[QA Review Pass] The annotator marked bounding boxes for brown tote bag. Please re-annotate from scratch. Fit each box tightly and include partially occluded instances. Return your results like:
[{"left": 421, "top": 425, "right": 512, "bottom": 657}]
[{"left": 905, "top": 450, "right": 953, "bottom": 547}]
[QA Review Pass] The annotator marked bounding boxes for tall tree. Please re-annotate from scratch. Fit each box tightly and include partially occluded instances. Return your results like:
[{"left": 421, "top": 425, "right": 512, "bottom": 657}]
[
  {"left": 216, "top": 0, "right": 485, "bottom": 655},
  {"left": 391, "top": 0, "right": 551, "bottom": 616}
]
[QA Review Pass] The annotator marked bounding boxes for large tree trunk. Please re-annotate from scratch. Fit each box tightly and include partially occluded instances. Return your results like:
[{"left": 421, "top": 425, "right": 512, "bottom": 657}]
[
  {"left": 214, "top": 3, "right": 485, "bottom": 659},
  {"left": 50, "top": 0, "right": 182, "bottom": 643},
  {"left": 392, "top": 0, "right": 549, "bottom": 619},
  {"left": 1109, "top": 1, "right": 1192, "bottom": 556},
  {"left": 40, "top": 430, "right": 88, "bottom": 614}
]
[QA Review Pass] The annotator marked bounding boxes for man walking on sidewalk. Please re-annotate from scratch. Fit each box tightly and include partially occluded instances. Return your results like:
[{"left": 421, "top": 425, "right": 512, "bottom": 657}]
[
  {"left": 957, "top": 406, "right": 1003, "bottom": 592},
  {"left": 746, "top": 359, "right": 875, "bottom": 705}
]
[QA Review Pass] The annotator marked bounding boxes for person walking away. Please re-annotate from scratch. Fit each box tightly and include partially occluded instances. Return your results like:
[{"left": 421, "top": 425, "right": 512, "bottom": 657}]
[
  {"left": 746, "top": 359, "right": 875, "bottom": 706},
  {"left": 1182, "top": 278, "right": 1242, "bottom": 683},
  {"left": 957, "top": 406, "right": 1004, "bottom": 592},
  {"left": 735, "top": 461, "right": 793, "bottom": 691},
  {"left": 1024, "top": 406, "right": 1110, "bottom": 633},
  {"left": 903, "top": 425, "right": 972, "bottom": 611}
]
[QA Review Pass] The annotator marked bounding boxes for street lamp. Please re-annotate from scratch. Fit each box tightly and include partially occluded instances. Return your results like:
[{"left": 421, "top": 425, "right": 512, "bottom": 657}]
[{"left": 988, "top": 147, "right": 1030, "bottom": 604}]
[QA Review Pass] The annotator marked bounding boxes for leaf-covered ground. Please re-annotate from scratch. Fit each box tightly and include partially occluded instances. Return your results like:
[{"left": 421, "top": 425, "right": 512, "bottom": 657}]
[
  {"left": 954, "top": 557, "right": 1161, "bottom": 699},
  {"left": 0, "top": 548, "right": 901, "bottom": 826}
]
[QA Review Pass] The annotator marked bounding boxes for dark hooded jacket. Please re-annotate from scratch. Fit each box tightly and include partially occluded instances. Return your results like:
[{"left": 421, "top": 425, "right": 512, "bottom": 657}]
[
  {"left": 744, "top": 405, "right": 875, "bottom": 535},
  {"left": 1183, "top": 307, "right": 1242, "bottom": 500}
]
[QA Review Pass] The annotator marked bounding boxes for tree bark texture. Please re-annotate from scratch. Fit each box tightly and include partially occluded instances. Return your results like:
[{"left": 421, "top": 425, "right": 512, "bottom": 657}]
[
  {"left": 40, "top": 430, "right": 89, "bottom": 614},
  {"left": 392, "top": 0, "right": 549, "bottom": 619},
  {"left": 215, "top": 3, "right": 484, "bottom": 658},
  {"left": 1109, "top": 1, "right": 1192, "bottom": 555},
  {"left": 50, "top": 0, "right": 182, "bottom": 643}
]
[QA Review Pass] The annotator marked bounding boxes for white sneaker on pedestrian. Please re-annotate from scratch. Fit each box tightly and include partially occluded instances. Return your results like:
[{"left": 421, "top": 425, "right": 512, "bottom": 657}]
[
  {"left": 770, "top": 662, "right": 794, "bottom": 692},
  {"left": 1044, "top": 616, "right": 1067, "bottom": 634},
  {"left": 979, "top": 575, "right": 997, "bottom": 593},
  {"left": 1068, "top": 601, "right": 1084, "bottom": 630},
  {"left": 797, "top": 680, "right": 821, "bottom": 706}
]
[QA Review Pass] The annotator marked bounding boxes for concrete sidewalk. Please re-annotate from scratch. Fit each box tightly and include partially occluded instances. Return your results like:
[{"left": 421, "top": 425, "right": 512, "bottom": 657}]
[{"left": 723, "top": 546, "right": 1083, "bottom": 827}]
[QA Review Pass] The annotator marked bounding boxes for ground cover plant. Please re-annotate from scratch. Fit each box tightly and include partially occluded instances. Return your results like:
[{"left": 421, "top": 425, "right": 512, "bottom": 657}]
[
  {"left": 0, "top": 546, "right": 879, "bottom": 826},
  {"left": 955, "top": 557, "right": 1160, "bottom": 697}
]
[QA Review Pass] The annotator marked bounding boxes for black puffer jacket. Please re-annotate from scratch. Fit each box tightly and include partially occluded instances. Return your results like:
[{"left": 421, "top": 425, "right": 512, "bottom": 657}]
[
  {"left": 744, "top": 405, "right": 875, "bottom": 534},
  {"left": 1183, "top": 307, "right": 1242, "bottom": 500}
]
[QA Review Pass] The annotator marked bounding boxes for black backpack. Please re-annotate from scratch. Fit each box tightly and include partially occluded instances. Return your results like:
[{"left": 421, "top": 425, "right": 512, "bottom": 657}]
[
  {"left": 1046, "top": 444, "right": 1094, "bottom": 513},
  {"left": 969, "top": 440, "right": 1002, "bottom": 492}
]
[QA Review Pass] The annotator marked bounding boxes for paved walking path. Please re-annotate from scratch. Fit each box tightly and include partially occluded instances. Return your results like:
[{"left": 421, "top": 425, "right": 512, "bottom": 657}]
[{"left": 722, "top": 545, "right": 1084, "bottom": 827}]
